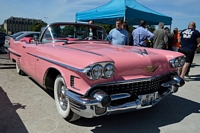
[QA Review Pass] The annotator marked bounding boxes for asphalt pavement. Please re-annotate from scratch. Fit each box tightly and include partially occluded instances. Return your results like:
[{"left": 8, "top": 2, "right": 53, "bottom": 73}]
[{"left": 0, "top": 53, "right": 200, "bottom": 133}]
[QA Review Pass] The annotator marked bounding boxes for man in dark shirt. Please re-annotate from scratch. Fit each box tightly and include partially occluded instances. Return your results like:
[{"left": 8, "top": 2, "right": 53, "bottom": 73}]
[{"left": 178, "top": 22, "right": 200, "bottom": 78}]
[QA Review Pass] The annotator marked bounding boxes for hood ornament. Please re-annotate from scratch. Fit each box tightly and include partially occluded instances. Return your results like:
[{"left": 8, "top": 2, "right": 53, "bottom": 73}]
[
  {"left": 139, "top": 49, "right": 148, "bottom": 55},
  {"left": 142, "top": 66, "right": 159, "bottom": 73}
]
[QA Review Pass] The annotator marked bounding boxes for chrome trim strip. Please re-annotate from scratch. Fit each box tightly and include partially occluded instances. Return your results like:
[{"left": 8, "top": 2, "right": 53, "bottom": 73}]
[
  {"left": 26, "top": 52, "right": 114, "bottom": 76},
  {"left": 66, "top": 90, "right": 100, "bottom": 106},
  {"left": 26, "top": 52, "right": 86, "bottom": 73},
  {"left": 110, "top": 93, "right": 131, "bottom": 101},
  {"left": 8, "top": 49, "right": 21, "bottom": 57},
  {"left": 161, "top": 80, "right": 177, "bottom": 87}
]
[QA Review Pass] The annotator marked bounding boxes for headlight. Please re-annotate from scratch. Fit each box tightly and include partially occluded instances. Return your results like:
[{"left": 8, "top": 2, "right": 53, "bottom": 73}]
[
  {"left": 104, "top": 64, "right": 114, "bottom": 78},
  {"left": 91, "top": 65, "right": 103, "bottom": 80},
  {"left": 170, "top": 56, "right": 185, "bottom": 68},
  {"left": 179, "top": 57, "right": 185, "bottom": 67},
  {"left": 174, "top": 58, "right": 180, "bottom": 67},
  {"left": 84, "top": 62, "right": 114, "bottom": 80}
]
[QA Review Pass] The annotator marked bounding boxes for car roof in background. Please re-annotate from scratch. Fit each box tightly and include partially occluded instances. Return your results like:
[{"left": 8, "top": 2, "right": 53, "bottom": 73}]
[
  {"left": 14, "top": 32, "right": 40, "bottom": 41},
  {"left": 11, "top": 31, "right": 39, "bottom": 38},
  {"left": 12, "top": 31, "right": 39, "bottom": 35}
]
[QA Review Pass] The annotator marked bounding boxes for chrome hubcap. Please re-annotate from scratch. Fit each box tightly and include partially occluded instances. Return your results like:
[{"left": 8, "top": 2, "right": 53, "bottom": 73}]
[{"left": 57, "top": 83, "right": 68, "bottom": 110}]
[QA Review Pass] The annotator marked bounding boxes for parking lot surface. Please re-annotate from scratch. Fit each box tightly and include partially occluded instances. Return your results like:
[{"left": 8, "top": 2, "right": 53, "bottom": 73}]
[{"left": 0, "top": 53, "right": 200, "bottom": 133}]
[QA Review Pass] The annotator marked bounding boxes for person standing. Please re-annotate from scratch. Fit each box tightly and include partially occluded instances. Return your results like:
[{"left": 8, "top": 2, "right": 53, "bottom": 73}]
[
  {"left": 178, "top": 22, "right": 200, "bottom": 79},
  {"left": 132, "top": 20, "right": 154, "bottom": 47},
  {"left": 88, "top": 20, "right": 94, "bottom": 24},
  {"left": 107, "top": 18, "right": 129, "bottom": 45},
  {"left": 122, "top": 21, "right": 133, "bottom": 46},
  {"left": 153, "top": 22, "right": 168, "bottom": 49},
  {"left": 164, "top": 27, "right": 174, "bottom": 50},
  {"left": 172, "top": 28, "right": 181, "bottom": 51}
]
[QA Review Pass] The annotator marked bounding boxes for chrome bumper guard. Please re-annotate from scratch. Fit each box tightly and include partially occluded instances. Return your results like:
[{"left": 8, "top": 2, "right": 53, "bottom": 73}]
[{"left": 66, "top": 75, "right": 184, "bottom": 118}]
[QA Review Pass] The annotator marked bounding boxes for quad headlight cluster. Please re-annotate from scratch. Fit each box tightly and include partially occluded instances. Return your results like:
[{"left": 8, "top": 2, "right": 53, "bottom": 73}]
[
  {"left": 84, "top": 62, "right": 114, "bottom": 80},
  {"left": 170, "top": 56, "right": 185, "bottom": 68}
]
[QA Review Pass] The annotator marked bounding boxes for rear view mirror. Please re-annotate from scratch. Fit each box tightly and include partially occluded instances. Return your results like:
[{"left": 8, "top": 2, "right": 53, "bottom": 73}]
[{"left": 33, "top": 35, "right": 39, "bottom": 41}]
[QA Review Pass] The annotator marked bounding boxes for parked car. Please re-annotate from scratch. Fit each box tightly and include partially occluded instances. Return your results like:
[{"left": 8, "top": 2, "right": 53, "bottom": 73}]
[
  {"left": 4, "top": 31, "right": 40, "bottom": 46},
  {"left": 0, "top": 32, "right": 7, "bottom": 45},
  {"left": 0, "top": 32, "right": 7, "bottom": 54},
  {"left": 8, "top": 22, "right": 185, "bottom": 122}
]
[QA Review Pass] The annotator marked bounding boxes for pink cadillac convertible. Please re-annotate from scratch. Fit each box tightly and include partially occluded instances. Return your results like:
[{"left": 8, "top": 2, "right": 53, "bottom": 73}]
[{"left": 9, "top": 22, "right": 185, "bottom": 122}]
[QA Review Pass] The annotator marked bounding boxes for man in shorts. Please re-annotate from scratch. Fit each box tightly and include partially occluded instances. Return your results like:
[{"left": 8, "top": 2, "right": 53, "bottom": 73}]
[{"left": 178, "top": 22, "right": 200, "bottom": 78}]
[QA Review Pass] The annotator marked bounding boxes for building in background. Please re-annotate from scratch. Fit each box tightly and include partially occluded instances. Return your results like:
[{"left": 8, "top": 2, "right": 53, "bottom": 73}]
[{"left": 3, "top": 16, "right": 47, "bottom": 34}]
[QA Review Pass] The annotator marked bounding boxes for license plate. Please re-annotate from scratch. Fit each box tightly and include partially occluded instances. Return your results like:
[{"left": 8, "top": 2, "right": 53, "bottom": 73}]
[{"left": 139, "top": 93, "right": 155, "bottom": 106}]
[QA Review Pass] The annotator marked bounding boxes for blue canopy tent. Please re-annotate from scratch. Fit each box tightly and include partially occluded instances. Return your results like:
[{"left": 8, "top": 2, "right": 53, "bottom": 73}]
[{"left": 76, "top": 0, "right": 172, "bottom": 26}]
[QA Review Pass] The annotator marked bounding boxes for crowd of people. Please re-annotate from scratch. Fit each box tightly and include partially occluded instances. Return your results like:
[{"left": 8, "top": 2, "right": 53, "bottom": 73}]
[{"left": 90, "top": 19, "right": 200, "bottom": 79}]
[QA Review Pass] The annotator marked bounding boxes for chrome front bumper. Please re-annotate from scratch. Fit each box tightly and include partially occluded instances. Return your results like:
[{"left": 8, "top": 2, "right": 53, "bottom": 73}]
[{"left": 66, "top": 75, "right": 184, "bottom": 118}]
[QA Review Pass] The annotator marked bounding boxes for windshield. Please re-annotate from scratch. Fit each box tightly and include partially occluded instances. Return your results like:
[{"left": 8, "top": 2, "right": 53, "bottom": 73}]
[
  {"left": 41, "top": 23, "right": 107, "bottom": 43},
  {"left": 11, "top": 32, "right": 24, "bottom": 39}
]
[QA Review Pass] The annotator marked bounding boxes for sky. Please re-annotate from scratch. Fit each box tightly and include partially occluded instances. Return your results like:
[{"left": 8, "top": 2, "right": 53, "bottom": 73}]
[{"left": 0, "top": 0, "right": 200, "bottom": 31}]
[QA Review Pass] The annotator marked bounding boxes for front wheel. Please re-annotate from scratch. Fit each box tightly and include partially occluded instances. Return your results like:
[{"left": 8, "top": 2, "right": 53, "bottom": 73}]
[{"left": 54, "top": 75, "right": 80, "bottom": 122}]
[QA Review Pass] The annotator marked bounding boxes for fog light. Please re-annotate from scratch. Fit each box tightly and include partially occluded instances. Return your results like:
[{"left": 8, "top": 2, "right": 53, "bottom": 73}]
[{"left": 95, "top": 106, "right": 106, "bottom": 115}]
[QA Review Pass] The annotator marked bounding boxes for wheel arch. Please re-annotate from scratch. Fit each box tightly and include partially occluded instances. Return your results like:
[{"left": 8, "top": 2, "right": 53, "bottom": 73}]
[
  {"left": 43, "top": 67, "right": 64, "bottom": 90},
  {"left": 12, "top": 58, "right": 16, "bottom": 62}
]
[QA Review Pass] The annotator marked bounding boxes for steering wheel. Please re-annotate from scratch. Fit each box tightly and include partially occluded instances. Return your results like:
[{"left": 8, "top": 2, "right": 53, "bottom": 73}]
[{"left": 84, "top": 36, "right": 98, "bottom": 40}]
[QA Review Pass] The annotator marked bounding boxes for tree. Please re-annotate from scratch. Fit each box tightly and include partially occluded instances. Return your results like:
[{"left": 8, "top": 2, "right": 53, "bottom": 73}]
[
  {"left": 98, "top": 24, "right": 115, "bottom": 34},
  {"left": 147, "top": 25, "right": 156, "bottom": 33},
  {"left": 30, "top": 22, "right": 47, "bottom": 32},
  {"left": 0, "top": 28, "right": 6, "bottom": 33}
]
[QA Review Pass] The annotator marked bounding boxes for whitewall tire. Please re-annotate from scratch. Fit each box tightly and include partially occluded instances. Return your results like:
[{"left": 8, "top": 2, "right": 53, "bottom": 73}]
[{"left": 54, "top": 75, "right": 80, "bottom": 121}]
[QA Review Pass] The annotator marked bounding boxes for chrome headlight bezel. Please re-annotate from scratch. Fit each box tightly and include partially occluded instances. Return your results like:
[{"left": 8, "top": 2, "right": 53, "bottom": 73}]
[
  {"left": 91, "top": 65, "right": 103, "bottom": 80},
  {"left": 170, "top": 56, "right": 185, "bottom": 68},
  {"left": 84, "top": 62, "right": 115, "bottom": 80},
  {"left": 179, "top": 57, "right": 185, "bottom": 66},
  {"left": 103, "top": 63, "right": 114, "bottom": 78}
]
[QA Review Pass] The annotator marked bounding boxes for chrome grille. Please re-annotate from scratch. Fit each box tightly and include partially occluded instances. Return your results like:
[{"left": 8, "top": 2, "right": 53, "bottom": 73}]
[{"left": 90, "top": 73, "right": 172, "bottom": 100}]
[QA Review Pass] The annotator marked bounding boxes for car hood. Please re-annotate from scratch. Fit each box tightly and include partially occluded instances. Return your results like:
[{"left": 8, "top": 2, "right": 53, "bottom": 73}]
[{"left": 64, "top": 42, "right": 182, "bottom": 80}]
